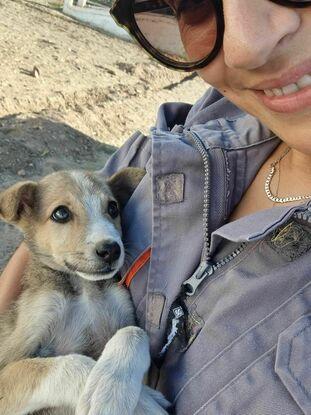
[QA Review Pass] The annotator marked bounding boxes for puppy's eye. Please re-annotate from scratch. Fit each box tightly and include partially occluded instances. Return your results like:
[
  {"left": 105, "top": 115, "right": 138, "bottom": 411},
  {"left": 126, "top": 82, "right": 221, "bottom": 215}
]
[
  {"left": 51, "top": 206, "right": 71, "bottom": 223},
  {"left": 107, "top": 201, "right": 119, "bottom": 219}
]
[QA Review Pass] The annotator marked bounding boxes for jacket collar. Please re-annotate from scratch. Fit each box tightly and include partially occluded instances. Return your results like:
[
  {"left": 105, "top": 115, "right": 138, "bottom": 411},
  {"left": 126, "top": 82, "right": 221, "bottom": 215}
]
[
  {"left": 210, "top": 201, "right": 311, "bottom": 255},
  {"left": 155, "top": 87, "right": 276, "bottom": 150}
]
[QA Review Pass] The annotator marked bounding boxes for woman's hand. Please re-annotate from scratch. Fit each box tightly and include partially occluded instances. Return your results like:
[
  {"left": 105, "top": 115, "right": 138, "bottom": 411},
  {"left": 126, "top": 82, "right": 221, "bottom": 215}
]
[
  {"left": 76, "top": 326, "right": 170, "bottom": 415},
  {"left": 0, "top": 243, "right": 29, "bottom": 313}
]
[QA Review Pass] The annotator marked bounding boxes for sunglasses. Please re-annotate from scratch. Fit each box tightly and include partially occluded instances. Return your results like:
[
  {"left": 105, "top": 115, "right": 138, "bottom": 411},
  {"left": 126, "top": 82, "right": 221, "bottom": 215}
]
[{"left": 110, "top": 0, "right": 311, "bottom": 71}]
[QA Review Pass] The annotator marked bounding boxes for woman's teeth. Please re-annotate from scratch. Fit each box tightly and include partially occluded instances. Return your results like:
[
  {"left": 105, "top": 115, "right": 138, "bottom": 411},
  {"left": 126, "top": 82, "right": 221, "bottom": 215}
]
[{"left": 263, "top": 74, "right": 311, "bottom": 97}]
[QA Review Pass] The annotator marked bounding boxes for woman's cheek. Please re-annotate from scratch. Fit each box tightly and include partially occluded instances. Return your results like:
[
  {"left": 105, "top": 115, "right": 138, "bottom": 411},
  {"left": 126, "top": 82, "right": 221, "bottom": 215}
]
[{"left": 197, "top": 52, "right": 228, "bottom": 90}]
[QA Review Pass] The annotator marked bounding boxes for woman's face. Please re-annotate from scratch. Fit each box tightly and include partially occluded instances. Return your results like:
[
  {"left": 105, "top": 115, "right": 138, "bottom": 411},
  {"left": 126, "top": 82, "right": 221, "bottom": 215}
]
[{"left": 186, "top": 0, "right": 311, "bottom": 154}]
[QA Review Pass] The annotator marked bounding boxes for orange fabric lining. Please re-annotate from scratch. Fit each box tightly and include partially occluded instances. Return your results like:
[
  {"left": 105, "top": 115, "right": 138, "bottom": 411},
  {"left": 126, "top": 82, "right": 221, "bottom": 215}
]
[{"left": 119, "top": 247, "right": 152, "bottom": 288}]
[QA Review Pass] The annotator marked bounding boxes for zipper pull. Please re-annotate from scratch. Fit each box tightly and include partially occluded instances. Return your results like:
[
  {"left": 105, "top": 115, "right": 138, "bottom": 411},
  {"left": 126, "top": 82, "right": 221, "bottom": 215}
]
[{"left": 182, "top": 261, "right": 214, "bottom": 296}]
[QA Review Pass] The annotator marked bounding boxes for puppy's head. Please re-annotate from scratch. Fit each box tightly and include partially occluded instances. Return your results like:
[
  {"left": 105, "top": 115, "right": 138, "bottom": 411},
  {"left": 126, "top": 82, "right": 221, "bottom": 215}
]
[{"left": 0, "top": 168, "right": 145, "bottom": 281}]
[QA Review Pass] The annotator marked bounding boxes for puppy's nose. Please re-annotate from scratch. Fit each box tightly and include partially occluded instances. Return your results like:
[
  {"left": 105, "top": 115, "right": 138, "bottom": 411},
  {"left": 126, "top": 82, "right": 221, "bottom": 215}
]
[{"left": 95, "top": 241, "right": 121, "bottom": 264}]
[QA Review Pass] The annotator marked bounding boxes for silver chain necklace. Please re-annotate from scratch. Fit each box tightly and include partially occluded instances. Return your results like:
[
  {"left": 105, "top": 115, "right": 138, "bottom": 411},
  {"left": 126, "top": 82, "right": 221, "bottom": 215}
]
[{"left": 265, "top": 147, "right": 311, "bottom": 204}]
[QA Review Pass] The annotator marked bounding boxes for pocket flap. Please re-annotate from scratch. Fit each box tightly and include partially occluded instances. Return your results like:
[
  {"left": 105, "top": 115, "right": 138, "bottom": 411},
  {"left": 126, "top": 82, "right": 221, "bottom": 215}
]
[{"left": 275, "top": 314, "right": 311, "bottom": 415}]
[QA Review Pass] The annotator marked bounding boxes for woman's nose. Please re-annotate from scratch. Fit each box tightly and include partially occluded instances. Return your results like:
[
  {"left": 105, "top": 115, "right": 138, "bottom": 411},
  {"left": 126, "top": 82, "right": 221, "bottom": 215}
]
[{"left": 222, "top": 0, "right": 300, "bottom": 70}]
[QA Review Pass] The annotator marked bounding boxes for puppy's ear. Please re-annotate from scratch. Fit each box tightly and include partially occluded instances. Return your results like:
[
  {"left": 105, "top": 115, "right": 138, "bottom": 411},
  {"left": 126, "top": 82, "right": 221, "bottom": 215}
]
[
  {"left": 107, "top": 167, "right": 146, "bottom": 207},
  {"left": 0, "top": 181, "right": 38, "bottom": 224}
]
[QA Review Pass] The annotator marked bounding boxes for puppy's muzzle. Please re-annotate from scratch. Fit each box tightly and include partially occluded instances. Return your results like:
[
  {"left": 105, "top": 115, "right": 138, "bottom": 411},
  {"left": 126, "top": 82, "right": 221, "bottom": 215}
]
[{"left": 95, "top": 241, "right": 121, "bottom": 265}]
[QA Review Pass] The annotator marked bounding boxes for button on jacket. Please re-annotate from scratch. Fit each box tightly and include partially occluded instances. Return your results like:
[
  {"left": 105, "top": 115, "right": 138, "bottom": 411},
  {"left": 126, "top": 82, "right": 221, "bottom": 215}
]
[{"left": 100, "top": 88, "right": 311, "bottom": 415}]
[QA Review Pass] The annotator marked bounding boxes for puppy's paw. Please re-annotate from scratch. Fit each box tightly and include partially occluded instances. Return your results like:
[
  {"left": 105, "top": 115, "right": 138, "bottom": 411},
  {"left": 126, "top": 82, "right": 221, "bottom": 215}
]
[
  {"left": 141, "top": 386, "right": 171, "bottom": 409},
  {"left": 76, "top": 327, "right": 151, "bottom": 415},
  {"left": 104, "top": 327, "right": 150, "bottom": 360},
  {"left": 98, "top": 326, "right": 151, "bottom": 378},
  {"left": 134, "top": 385, "right": 171, "bottom": 415}
]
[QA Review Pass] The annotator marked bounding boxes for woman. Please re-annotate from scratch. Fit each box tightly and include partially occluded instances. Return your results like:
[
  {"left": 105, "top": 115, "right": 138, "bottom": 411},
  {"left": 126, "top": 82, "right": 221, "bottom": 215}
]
[{"left": 1, "top": 0, "right": 311, "bottom": 413}]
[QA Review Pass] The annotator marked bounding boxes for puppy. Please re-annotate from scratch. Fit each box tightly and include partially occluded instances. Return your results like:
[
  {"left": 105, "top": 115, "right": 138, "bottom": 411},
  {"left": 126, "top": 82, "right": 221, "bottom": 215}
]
[{"left": 0, "top": 168, "right": 169, "bottom": 415}]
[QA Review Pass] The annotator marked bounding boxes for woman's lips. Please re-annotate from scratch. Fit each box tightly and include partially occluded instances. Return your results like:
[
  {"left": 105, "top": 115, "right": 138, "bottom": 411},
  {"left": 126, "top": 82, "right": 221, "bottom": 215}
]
[
  {"left": 252, "top": 59, "right": 311, "bottom": 90},
  {"left": 253, "top": 84, "right": 311, "bottom": 113}
]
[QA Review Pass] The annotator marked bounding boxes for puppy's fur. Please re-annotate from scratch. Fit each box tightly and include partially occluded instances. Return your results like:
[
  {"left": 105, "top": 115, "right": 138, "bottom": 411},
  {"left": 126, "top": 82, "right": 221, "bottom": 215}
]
[{"left": 0, "top": 168, "right": 168, "bottom": 415}]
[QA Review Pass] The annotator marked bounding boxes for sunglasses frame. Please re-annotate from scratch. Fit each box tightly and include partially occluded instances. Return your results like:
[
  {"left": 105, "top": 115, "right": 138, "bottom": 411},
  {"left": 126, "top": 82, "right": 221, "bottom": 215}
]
[{"left": 110, "top": 0, "right": 311, "bottom": 72}]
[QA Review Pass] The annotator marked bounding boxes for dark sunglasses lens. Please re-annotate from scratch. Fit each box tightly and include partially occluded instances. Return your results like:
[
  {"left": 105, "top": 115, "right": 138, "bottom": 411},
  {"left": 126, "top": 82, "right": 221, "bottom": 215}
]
[
  {"left": 273, "top": 0, "right": 311, "bottom": 5},
  {"left": 133, "top": 0, "right": 218, "bottom": 63}
]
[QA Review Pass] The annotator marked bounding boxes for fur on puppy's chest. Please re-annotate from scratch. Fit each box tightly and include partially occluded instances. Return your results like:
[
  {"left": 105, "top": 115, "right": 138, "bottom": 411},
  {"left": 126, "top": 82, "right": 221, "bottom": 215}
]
[{"left": 29, "top": 284, "right": 135, "bottom": 360}]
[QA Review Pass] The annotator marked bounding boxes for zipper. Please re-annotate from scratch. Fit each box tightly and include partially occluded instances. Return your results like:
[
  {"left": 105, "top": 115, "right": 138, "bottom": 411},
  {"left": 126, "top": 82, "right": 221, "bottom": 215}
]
[
  {"left": 183, "top": 131, "right": 247, "bottom": 297},
  {"left": 188, "top": 131, "right": 212, "bottom": 262},
  {"left": 158, "top": 131, "right": 248, "bottom": 359},
  {"left": 183, "top": 242, "right": 247, "bottom": 296},
  {"left": 294, "top": 207, "right": 311, "bottom": 224},
  {"left": 183, "top": 204, "right": 311, "bottom": 297}
]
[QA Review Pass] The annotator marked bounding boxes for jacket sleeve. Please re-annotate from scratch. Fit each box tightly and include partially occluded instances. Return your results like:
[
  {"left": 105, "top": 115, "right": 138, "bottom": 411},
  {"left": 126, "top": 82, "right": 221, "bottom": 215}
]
[{"left": 98, "top": 131, "right": 152, "bottom": 177}]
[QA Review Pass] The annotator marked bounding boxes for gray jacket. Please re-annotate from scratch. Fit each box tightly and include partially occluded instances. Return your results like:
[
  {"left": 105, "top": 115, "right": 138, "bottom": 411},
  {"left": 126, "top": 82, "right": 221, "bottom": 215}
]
[{"left": 101, "top": 88, "right": 311, "bottom": 415}]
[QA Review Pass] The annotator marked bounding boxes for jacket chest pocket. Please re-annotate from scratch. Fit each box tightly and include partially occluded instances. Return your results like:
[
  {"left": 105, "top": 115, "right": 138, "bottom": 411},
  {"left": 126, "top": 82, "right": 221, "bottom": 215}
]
[
  {"left": 276, "top": 314, "right": 311, "bottom": 415},
  {"left": 174, "top": 314, "right": 311, "bottom": 415}
]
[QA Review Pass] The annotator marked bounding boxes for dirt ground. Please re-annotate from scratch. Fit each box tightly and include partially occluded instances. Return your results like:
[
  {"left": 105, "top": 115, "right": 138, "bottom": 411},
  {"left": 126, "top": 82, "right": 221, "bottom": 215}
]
[{"left": 0, "top": 0, "right": 206, "bottom": 268}]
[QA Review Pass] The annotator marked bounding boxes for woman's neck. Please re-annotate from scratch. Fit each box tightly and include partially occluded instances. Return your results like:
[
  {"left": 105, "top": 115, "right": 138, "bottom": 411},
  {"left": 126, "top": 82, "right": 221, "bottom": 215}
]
[
  {"left": 229, "top": 141, "right": 311, "bottom": 222},
  {"left": 278, "top": 143, "right": 311, "bottom": 195},
  {"left": 287, "top": 147, "right": 311, "bottom": 182}
]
